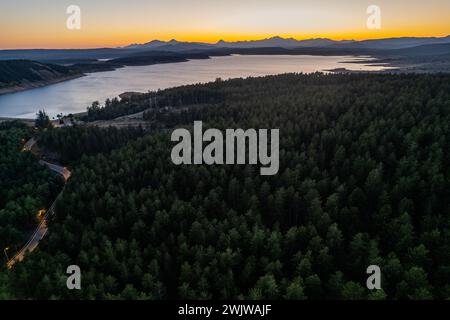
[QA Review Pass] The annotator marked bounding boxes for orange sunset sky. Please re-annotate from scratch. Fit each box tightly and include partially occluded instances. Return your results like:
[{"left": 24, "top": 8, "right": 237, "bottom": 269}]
[{"left": 1, "top": 0, "right": 449, "bottom": 49}]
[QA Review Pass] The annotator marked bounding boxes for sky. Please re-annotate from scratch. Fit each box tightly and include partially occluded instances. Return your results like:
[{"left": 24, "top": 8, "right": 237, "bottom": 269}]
[{"left": 1, "top": 0, "right": 450, "bottom": 49}]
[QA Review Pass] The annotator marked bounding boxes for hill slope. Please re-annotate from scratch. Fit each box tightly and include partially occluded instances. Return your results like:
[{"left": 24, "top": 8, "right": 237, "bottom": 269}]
[
  {"left": 4, "top": 73, "right": 450, "bottom": 299},
  {"left": 0, "top": 60, "right": 82, "bottom": 95}
]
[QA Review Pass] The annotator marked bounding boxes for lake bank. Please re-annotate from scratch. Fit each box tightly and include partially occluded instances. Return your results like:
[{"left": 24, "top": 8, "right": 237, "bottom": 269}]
[
  {"left": 0, "top": 55, "right": 396, "bottom": 119},
  {"left": 0, "top": 73, "right": 85, "bottom": 96}
]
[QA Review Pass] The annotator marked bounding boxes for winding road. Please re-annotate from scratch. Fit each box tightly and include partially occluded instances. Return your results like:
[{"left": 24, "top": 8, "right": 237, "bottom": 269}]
[{"left": 6, "top": 139, "right": 71, "bottom": 269}]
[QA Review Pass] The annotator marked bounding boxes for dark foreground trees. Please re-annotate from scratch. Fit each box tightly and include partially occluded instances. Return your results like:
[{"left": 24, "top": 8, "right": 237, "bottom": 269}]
[
  {"left": 2, "top": 73, "right": 450, "bottom": 299},
  {"left": 0, "top": 121, "right": 63, "bottom": 262},
  {"left": 35, "top": 110, "right": 52, "bottom": 129},
  {"left": 39, "top": 125, "right": 146, "bottom": 163}
]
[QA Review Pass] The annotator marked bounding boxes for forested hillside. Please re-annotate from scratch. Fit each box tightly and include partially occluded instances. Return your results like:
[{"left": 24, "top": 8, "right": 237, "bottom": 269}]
[
  {"left": 2, "top": 73, "right": 450, "bottom": 299},
  {"left": 0, "top": 60, "right": 79, "bottom": 90},
  {"left": 0, "top": 122, "right": 63, "bottom": 259},
  {"left": 39, "top": 126, "right": 146, "bottom": 163}
]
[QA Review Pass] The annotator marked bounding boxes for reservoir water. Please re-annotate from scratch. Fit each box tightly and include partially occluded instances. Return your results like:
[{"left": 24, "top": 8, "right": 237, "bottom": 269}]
[{"left": 0, "top": 55, "right": 393, "bottom": 119}]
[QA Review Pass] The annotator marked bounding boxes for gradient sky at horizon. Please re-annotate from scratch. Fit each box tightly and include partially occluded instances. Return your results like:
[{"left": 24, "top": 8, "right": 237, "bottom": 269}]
[{"left": 1, "top": 0, "right": 450, "bottom": 49}]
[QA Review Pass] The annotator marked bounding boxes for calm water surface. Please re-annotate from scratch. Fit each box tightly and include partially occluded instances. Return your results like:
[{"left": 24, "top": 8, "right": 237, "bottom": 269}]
[{"left": 0, "top": 55, "right": 392, "bottom": 118}]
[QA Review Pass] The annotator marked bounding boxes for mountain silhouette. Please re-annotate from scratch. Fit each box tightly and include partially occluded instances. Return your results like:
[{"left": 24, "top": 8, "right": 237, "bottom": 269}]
[{"left": 123, "top": 35, "right": 450, "bottom": 52}]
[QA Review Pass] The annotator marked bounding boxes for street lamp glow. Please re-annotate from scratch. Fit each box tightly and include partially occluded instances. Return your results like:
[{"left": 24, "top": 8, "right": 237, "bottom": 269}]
[
  {"left": 4, "top": 247, "right": 10, "bottom": 261},
  {"left": 37, "top": 209, "right": 46, "bottom": 218}
]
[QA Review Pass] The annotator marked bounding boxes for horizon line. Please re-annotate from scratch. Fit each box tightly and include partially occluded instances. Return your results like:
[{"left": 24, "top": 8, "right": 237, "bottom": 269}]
[{"left": 2, "top": 34, "right": 450, "bottom": 51}]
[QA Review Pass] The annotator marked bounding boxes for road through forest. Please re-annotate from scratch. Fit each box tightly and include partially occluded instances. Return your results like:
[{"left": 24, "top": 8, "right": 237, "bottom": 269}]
[{"left": 7, "top": 139, "right": 71, "bottom": 269}]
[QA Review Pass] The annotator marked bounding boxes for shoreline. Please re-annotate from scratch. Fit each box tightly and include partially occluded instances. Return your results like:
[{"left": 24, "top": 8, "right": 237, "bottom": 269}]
[
  {"left": 0, "top": 55, "right": 437, "bottom": 121},
  {"left": 0, "top": 117, "right": 35, "bottom": 125},
  {"left": 0, "top": 73, "right": 85, "bottom": 96},
  {"left": 0, "top": 54, "right": 396, "bottom": 97}
]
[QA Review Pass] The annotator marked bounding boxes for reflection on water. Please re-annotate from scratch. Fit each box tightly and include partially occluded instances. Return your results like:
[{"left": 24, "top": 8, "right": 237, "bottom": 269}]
[{"left": 0, "top": 55, "right": 393, "bottom": 119}]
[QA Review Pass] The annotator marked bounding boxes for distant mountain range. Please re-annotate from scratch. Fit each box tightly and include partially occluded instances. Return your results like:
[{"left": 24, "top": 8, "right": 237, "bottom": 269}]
[
  {"left": 125, "top": 39, "right": 214, "bottom": 51},
  {"left": 123, "top": 35, "right": 450, "bottom": 51},
  {"left": 1, "top": 36, "right": 450, "bottom": 63},
  {"left": 1, "top": 35, "right": 450, "bottom": 94},
  {"left": 124, "top": 37, "right": 354, "bottom": 50},
  {"left": 331, "top": 36, "right": 450, "bottom": 50}
]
